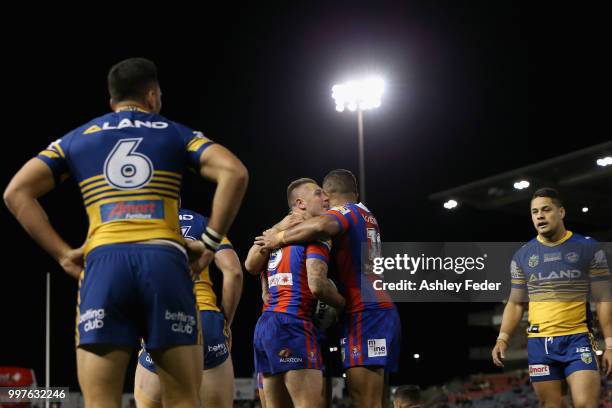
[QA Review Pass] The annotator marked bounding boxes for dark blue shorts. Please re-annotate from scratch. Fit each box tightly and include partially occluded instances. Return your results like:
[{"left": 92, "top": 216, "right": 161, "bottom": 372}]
[
  {"left": 139, "top": 310, "right": 230, "bottom": 372},
  {"left": 340, "top": 307, "right": 401, "bottom": 372},
  {"left": 77, "top": 243, "right": 200, "bottom": 349},
  {"left": 527, "top": 333, "right": 598, "bottom": 382},
  {"left": 254, "top": 312, "right": 322, "bottom": 375}
]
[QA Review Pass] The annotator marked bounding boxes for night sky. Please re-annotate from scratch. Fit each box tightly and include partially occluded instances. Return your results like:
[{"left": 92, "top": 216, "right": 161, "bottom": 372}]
[{"left": 1, "top": 2, "right": 609, "bottom": 391}]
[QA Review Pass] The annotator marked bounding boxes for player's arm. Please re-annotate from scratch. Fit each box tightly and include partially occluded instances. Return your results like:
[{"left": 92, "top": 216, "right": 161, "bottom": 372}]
[
  {"left": 245, "top": 244, "right": 270, "bottom": 276},
  {"left": 589, "top": 246, "right": 612, "bottom": 375},
  {"left": 198, "top": 144, "right": 249, "bottom": 243},
  {"left": 214, "top": 248, "right": 243, "bottom": 326},
  {"left": 270, "top": 212, "right": 306, "bottom": 232},
  {"left": 260, "top": 272, "right": 270, "bottom": 304},
  {"left": 257, "top": 215, "right": 342, "bottom": 249},
  {"left": 306, "top": 258, "right": 345, "bottom": 310},
  {"left": 492, "top": 288, "right": 526, "bottom": 367},
  {"left": 595, "top": 301, "right": 612, "bottom": 376},
  {"left": 3, "top": 158, "right": 82, "bottom": 279}
]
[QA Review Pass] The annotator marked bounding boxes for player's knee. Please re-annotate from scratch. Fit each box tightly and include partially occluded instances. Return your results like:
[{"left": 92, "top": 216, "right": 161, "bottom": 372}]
[
  {"left": 349, "top": 386, "right": 378, "bottom": 408},
  {"left": 570, "top": 396, "right": 598, "bottom": 408},
  {"left": 537, "top": 396, "right": 562, "bottom": 408}
]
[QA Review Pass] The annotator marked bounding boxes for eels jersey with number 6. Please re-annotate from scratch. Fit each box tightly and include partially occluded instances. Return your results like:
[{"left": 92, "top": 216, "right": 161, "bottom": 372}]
[{"left": 36, "top": 107, "right": 213, "bottom": 256}]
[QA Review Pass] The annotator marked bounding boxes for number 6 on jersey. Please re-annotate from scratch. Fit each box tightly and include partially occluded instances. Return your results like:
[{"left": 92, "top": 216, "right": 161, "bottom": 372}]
[{"left": 104, "top": 138, "right": 154, "bottom": 189}]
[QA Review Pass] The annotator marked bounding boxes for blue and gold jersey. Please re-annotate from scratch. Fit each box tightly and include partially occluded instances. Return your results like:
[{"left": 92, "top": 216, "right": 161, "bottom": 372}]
[
  {"left": 179, "top": 208, "right": 233, "bottom": 312},
  {"left": 36, "top": 107, "right": 214, "bottom": 255},
  {"left": 511, "top": 231, "right": 610, "bottom": 337}
]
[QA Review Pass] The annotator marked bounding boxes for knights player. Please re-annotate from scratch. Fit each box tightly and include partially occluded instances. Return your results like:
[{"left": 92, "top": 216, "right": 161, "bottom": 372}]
[
  {"left": 257, "top": 169, "right": 402, "bottom": 408},
  {"left": 245, "top": 178, "right": 345, "bottom": 408}
]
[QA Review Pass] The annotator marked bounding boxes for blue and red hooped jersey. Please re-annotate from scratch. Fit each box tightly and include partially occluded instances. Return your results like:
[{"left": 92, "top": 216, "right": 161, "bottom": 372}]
[
  {"left": 264, "top": 241, "right": 331, "bottom": 319},
  {"left": 324, "top": 202, "right": 394, "bottom": 313},
  {"left": 36, "top": 107, "right": 213, "bottom": 256}
]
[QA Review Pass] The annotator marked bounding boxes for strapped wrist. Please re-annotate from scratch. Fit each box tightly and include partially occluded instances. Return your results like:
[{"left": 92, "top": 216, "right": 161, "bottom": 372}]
[{"left": 202, "top": 226, "right": 223, "bottom": 252}]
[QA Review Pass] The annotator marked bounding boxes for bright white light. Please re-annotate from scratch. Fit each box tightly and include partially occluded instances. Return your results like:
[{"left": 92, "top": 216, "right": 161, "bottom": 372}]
[
  {"left": 335, "top": 105, "right": 345, "bottom": 112},
  {"left": 582, "top": 207, "right": 589, "bottom": 213},
  {"left": 444, "top": 199, "right": 458, "bottom": 210},
  {"left": 596, "top": 156, "right": 612, "bottom": 167},
  {"left": 342, "top": 373, "right": 347, "bottom": 378},
  {"left": 513, "top": 180, "right": 530, "bottom": 190},
  {"left": 413, "top": 354, "right": 420, "bottom": 359},
  {"left": 332, "top": 77, "right": 385, "bottom": 112},
  {"left": 329, "top": 347, "right": 338, "bottom": 352}
]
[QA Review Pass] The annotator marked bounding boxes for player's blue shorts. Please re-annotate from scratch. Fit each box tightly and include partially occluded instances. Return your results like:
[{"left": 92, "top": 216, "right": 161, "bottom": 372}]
[
  {"left": 254, "top": 312, "right": 322, "bottom": 375},
  {"left": 527, "top": 333, "right": 598, "bottom": 382},
  {"left": 340, "top": 307, "right": 401, "bottom": 372},
  {"left": 139, "top": 310, "right": 230, "bottom": 372},
  {"left": 77, "top": 243, "right": 200, "bottom": 349}
]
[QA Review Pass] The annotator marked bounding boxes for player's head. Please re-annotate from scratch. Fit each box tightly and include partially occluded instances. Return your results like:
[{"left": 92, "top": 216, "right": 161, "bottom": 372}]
[
  {"left": 530, "top": 187, "right": 566, "bottom": 239},
  {"left": 393, "top": 385, "right": 421, "bottom": 408},
  {"left": 287, "top": 177, "right": 329, "bottom": 217},
  {"left": 108, "top": 57, "right": 162, "bottom": 113},
  {"left": 322, "top": 169, "right": 359, "bottom": 205}
]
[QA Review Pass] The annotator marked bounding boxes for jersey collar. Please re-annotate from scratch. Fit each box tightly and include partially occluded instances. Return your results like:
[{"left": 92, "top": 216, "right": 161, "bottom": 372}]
[
  {"left": 115, "top": 105, "right": 151, "bottom": 113},
  {"left": 536, "top": 230, "right": 573, "bottom": 247}
]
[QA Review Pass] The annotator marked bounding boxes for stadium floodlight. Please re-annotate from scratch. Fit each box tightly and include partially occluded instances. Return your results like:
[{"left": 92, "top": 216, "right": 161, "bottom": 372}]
[
  {"left": 444, "top": 199, "right": 458, "bottom": 210},
  {"left": 332, "top": 76, "right": 385, "bottom": 203},
  {"left": 332, "top": 77, "right": 385, "bottom": 112},
  {"left": 513, "top": 180, "right": 530, "bottom": 190},
  {"left": 596, "top": 156, "right": 612, "bottom": 167},
  {"left": 582, "top": 207, "right": 589, "bottom": 213}
]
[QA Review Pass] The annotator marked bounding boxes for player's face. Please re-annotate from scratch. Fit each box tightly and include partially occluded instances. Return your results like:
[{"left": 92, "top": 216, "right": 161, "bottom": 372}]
[
  {"left": 531, "top": 197, "right": 565, "bottom": 238},
  {"left": 303, "top": 183, "right": 330, "bottom": 217}
]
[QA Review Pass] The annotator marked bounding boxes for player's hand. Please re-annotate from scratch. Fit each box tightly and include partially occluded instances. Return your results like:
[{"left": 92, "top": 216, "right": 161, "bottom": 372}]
[
  {"left": 192, "top": 249, "right": 215, "bottom": 277},
  {"left": 185, "top": 240, "right": 214, "bottom": 276},
  {"left": 273, "top": 212, "right": 305, "bottom": 232},
  {"left": 224, "top": 319, "right": 232, "bottom": 351},
  {"left": 254, "top": 229, "right": 283, "bottom": 250},
  {"left": 185, "top": 239, "right": 205, "bottom": 262},
  {"left": 602, "top": 349, "right": 612, "bottom": 377},
  {"left": 492, "top": 340, "right": 507, "bottom": 367},
  {"left": 58, "top": 247, "right": 84, "bottom": 280}
]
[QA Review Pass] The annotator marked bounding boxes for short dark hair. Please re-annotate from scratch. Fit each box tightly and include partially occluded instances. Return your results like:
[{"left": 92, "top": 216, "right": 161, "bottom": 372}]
[
  {"left": 394, "top": 385, "right": 421, "bottom": 403},
  {"left": 286, "top": 178, "right": 317, "bottom": 209},
  {"left": 108, "top": 58, "right": 158, "bottom": 103},
  {"left": 532, "top": 187, "right": 563, "bottom": 208},
  {"left": 322, "top": 169, "right": 358, "bottom": 196}
]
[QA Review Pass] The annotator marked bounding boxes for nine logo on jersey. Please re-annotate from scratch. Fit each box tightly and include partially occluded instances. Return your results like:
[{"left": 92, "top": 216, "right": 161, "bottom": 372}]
[{"left": 367, "top": 339, "right": 388, "bottom": 358}]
